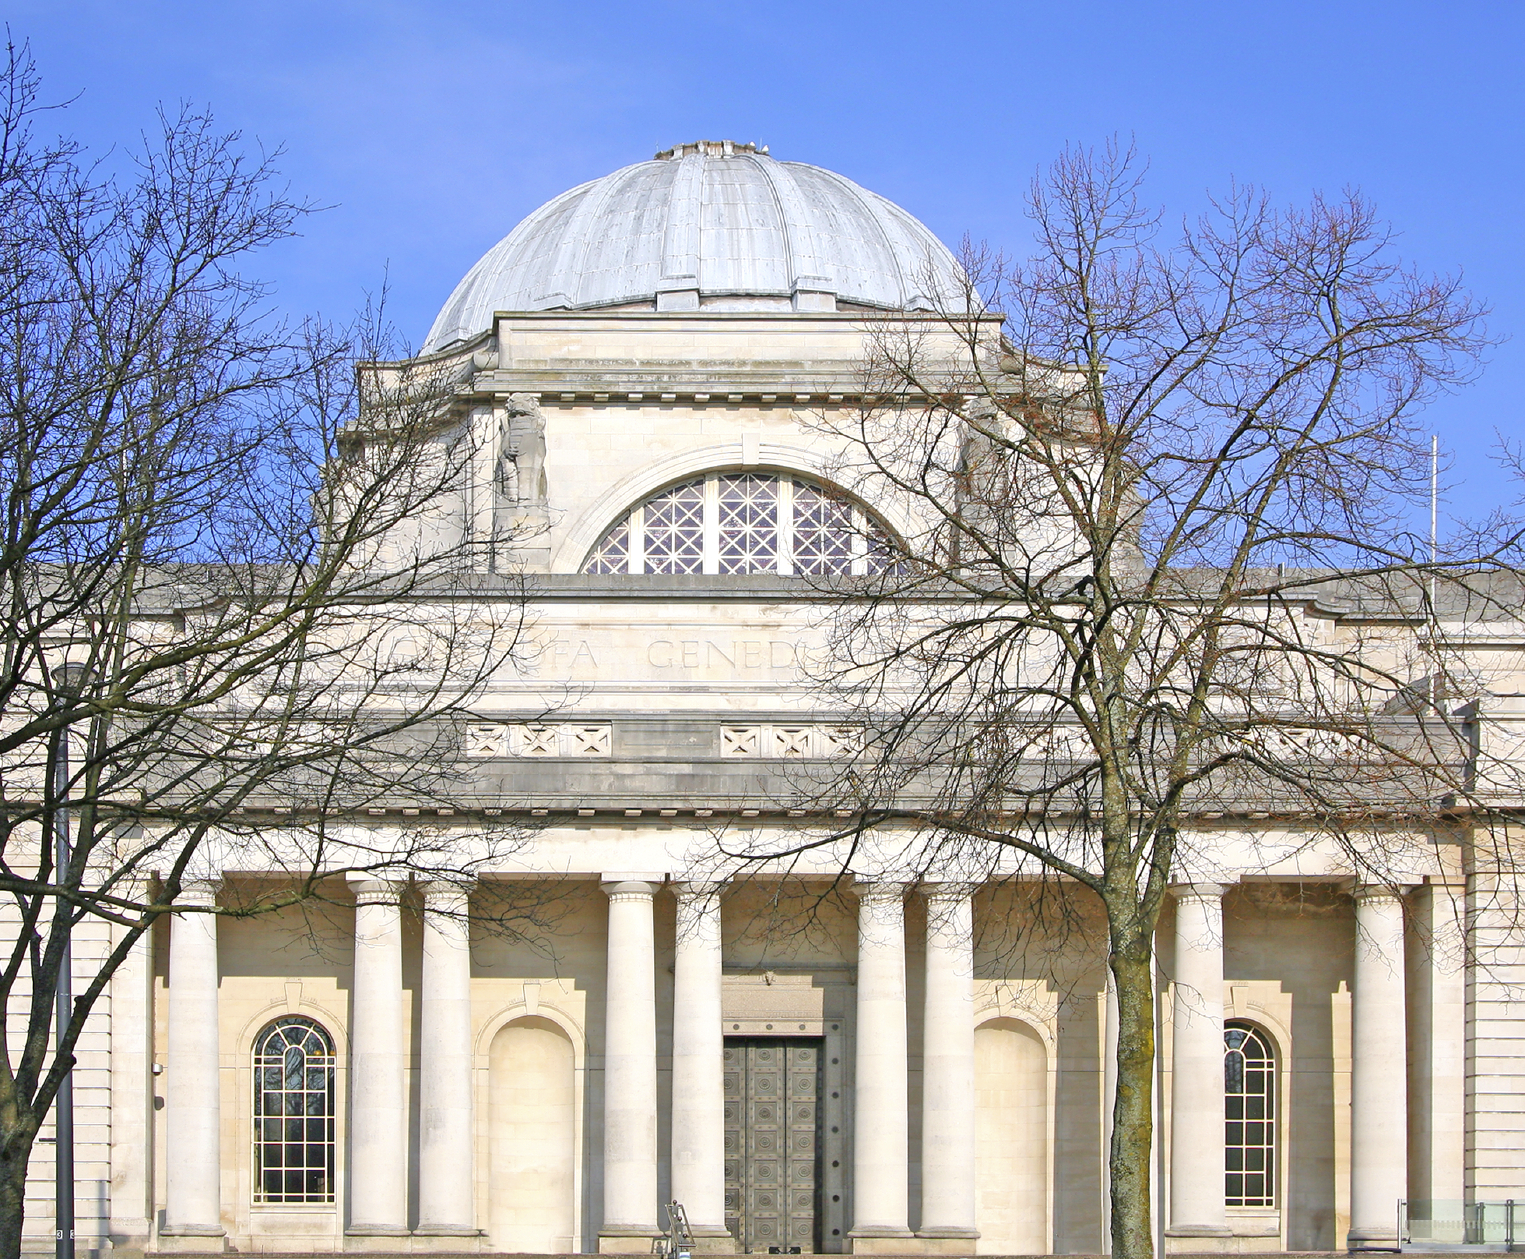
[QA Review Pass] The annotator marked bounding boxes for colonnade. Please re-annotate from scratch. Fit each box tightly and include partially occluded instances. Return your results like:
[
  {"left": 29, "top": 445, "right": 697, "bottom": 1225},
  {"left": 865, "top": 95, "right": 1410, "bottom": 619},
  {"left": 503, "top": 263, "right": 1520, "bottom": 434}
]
[
  {"left": 612, "top": 877, "right": 978, "bottom": 1248},
  {"left": 1163, "top": 883, "right": 1414, "bottom": 1249},
  {"left": 160, "top": 877, "right": 481, "bottom": 1242},
  {"left": 157, "top": 874, "right": 1424, "bottom": 1252}
]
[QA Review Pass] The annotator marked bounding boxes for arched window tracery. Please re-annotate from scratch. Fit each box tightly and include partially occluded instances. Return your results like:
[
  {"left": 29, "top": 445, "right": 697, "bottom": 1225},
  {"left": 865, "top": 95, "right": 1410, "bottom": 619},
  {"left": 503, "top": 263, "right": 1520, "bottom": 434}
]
[
  {"left": 253, "top": 1016, "right": 336, "bottom": 1205},
  {"left": 1224, "top": 1020, "right": 1277, "bottom": 1207},
  {"left": 583, "top": 471, "right": 892, "bottom": 576}
]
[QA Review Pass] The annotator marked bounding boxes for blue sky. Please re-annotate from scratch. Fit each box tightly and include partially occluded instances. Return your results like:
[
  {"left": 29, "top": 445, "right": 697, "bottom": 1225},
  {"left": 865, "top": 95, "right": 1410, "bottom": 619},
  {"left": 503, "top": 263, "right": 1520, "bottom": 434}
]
[{"left": 9, "top": 0, "right": 1524, "bottom": 522}]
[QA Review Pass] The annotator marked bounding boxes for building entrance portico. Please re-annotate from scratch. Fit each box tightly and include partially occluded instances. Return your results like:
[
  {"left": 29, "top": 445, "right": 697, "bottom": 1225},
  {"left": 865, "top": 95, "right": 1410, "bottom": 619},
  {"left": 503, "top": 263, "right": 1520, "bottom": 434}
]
[{"left": 141, "top": 864, "right": 1474, "bottom": 1258}]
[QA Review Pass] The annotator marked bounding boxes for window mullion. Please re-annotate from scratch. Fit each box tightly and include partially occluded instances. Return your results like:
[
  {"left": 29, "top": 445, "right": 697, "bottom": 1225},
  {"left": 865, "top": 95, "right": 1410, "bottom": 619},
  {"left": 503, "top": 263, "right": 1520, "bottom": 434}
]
[
  {"left": 777, "top": 478, "right": 794, "bottom": 576},
  {"left": 628, "top": 506, "right": 645, "bottom": 574},
  {"left": 850, "top": 505, "right": 868, "bottom": 576},
  {"left": 703, "top": 475, "right": 720, "bottom": 575}
]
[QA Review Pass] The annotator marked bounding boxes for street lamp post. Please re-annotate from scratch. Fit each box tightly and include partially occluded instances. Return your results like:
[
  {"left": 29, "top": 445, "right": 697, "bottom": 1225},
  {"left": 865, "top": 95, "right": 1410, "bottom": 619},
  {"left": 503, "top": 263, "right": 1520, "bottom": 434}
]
[{"left": 50, "top": 664, "right": 88, "bottom": 1259}]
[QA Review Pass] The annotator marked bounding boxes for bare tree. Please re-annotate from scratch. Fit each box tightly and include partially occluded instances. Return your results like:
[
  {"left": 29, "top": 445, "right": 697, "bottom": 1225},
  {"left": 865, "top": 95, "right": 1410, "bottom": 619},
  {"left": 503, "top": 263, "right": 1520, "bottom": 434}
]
[
  {"left": 0, "top": 43, "right": 533, "bottom": 1255},
  {"left": 727, "top": 142, "right": 1509, "bottom": 1259}
]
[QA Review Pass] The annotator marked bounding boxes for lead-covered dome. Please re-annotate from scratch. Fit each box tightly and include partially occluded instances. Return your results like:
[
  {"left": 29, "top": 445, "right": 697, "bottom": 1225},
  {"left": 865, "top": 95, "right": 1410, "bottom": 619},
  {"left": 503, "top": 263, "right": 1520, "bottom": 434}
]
[{"left": 423, "top": 140, "right": 969, "bottom": 352}]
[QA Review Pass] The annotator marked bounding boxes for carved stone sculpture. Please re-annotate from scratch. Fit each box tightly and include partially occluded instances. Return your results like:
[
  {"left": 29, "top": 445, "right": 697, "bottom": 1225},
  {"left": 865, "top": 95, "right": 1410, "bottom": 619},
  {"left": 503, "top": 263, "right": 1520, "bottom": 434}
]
[{"left": 495, "top": 392, "right": 547, "bottom": 505}]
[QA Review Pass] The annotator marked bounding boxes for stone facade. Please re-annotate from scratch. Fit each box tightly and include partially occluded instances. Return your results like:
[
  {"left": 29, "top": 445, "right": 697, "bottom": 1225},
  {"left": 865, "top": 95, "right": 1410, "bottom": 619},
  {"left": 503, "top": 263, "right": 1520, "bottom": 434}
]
[{"left": 18, "top": 146, "right": 1525, "bottom": 1258}]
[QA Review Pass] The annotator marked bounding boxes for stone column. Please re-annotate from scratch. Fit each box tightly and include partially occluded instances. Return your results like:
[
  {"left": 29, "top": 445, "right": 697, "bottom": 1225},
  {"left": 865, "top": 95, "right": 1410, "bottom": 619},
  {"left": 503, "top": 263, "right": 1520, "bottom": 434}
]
[
  {"left": 1410, "top": 882, "right": 1465, "bottom": 1203},
  {"left": 601, "top": 879, "right": 661, "bottom": 1248},
  {"left": 347, "top": 877, "right": 408, "bottom": 1237},
  {"left": 162, "top": 880, "right": 224, "bottom": 1240},
  {"left": 417, "top": 882, "right": 478, "bottom": 1236},
  {"left": 671, "top": 883, "right": 729, "bottom": 1244},
  {"left": 850, "top": 881, "right": 912, "bottom": 1244},
  {"left": 1349, "top": 885, "right": 1409, "bottom": 1249},
  {"left": 108, "top": 884, "right": 154, "bottom": 1250},
  {"left": 1166, "top": 884, "right": 1231, "bottom": 1241},
  {"left": 918, "top": 885, "right": 978, "bottom": 1243}
]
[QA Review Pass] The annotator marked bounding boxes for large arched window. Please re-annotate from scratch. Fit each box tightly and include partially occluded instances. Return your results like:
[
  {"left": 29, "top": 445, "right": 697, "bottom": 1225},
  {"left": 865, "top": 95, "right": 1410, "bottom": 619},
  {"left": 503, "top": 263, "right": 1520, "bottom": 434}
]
[
  {"left": 253, "top": 1016, "right": 336, "bottom": 1204},
  {"left": 1224, "top": 1021, "right": 1276, "bottom": 1207},
  {"left": 583, "top": 471, "right": 892, "bottom": 576}
]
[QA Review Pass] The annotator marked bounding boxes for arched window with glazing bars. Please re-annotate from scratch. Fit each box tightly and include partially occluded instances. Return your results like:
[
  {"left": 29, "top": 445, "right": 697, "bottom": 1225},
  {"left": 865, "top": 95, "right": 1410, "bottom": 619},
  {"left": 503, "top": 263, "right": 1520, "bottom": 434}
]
[
  {"left": 253, "top": 1016, "right": 336, "bottom": 1204},
  {"left": 583, "top": 471, "right": 895, "bottom": 576},
  {"left": 1224, "top": 1021, "right": 1276, "bottom": 1207}
]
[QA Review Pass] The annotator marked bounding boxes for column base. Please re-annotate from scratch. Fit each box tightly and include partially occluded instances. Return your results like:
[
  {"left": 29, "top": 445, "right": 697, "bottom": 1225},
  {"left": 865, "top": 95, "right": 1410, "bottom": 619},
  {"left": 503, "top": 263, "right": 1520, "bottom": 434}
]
[
  {"left": 344, "top": 1226, "right": 412, "bottom": 1252},
  {"left": 1164, "top": 1224, "right": 1237, "bottom": 1255},
  {"left": 684, "top": 1225, "right": 740, "bottom": 1254},
  {"left": 157, "top": 1226, "right": 226, "bottom": 1255},
  {"left": 600, "top": 1228, "right": 665, "bottom": 1254},
  {"left": 911, "top": 1232, "right": 982, "bottom": 1255},
  {"left": 412, "top": 1227, "right": 486, "bottom": 1252},
  {"left": 1346, "top": 1228, "right": 1402, "bottom": 1253},
  {"left": 848, "top": 1227, "right": 919, "bottom": 1256},
  {"left": 1164, "top": 1239, "right": 1281, "bottom": 1256}
]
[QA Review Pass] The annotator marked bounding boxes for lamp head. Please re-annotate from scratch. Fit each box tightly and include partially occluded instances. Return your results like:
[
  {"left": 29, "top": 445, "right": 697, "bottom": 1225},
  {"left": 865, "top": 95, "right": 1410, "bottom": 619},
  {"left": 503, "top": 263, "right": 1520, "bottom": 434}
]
[{"left": 52, "top": 663, "right": 91, "bottom": 694}]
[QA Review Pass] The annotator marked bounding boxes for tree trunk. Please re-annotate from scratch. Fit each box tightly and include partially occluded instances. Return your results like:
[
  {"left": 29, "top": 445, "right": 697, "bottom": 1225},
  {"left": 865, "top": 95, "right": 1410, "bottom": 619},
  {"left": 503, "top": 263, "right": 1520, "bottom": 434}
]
[
  {"left": 0, "top": 1127, "right": 34, "bottom": 1259},
  {"left": 1109, "top": 923, "right": 1157, "bottom": 1259}
]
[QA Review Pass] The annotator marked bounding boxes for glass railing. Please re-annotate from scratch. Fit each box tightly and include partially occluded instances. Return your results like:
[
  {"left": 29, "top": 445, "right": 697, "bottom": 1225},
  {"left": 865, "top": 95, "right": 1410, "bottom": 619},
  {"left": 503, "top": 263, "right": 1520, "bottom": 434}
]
[{"left": 1401, "top": 1200, "right": 1522, "bottom": 1250}]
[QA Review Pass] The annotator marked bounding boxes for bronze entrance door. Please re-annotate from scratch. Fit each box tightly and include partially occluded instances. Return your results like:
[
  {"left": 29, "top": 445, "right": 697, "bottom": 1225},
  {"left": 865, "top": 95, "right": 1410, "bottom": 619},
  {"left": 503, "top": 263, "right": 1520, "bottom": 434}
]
[{"left": 723, "top": 1038, "right": 822, "bottom": 1253}]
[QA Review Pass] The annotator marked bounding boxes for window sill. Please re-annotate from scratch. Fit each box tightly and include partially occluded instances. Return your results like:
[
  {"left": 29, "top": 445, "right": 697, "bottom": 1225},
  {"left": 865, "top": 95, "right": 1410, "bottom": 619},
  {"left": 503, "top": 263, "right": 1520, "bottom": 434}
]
[
  {"left": 250, "top": 1204, "right": 337, "bottom": 1214},
  {"left": 1226, "top": 1209, "right": 1281, "bottom": 1238}
]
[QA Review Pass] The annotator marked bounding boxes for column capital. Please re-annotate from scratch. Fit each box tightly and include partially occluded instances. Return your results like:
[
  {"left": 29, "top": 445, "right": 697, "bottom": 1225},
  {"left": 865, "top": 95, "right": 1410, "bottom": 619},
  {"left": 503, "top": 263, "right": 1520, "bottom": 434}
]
[
  {"left": 602, "top": 878, "right": 660, "bottom": 902},
  {"left": 673, "top": 882, "right": 722, "bottom": 939},
  {"left": 1352, "top": 881, "right": 1413, "bottom": 902},
  {"left": 347, "top": 874, "right": 405, "bottom": 906},
  {"left": 852, "top": 877, "right": 908, "bottom": 902},
  {"left": 921, "top": 881, "right": 979, "bottom": 902},
  {"left": 1168, "top": 882, "right": 1231, "bottom": 903},
  {"left": 174, "top": 878, "right": 221, "bottom": 908},
  {"left": 419, "top": 880, "right": 473, "bottom": 913}
]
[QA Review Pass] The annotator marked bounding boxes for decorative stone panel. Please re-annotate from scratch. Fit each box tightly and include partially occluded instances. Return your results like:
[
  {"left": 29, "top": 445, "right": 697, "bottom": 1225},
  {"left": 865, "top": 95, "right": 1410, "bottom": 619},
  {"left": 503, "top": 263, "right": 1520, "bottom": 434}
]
[
  {"left": 719, "top": 724, "right": 861, "bottom": 759},
  {"left": 464, "top": 723, "right": 612, "bottom": 759}
]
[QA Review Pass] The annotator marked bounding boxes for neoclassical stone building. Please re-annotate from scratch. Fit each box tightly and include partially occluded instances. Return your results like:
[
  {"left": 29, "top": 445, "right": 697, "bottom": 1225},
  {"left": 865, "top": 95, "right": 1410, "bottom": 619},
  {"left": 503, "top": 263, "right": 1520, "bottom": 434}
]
[{"left": 48, "top": 141, "right": 1525, "bottom": 1258}]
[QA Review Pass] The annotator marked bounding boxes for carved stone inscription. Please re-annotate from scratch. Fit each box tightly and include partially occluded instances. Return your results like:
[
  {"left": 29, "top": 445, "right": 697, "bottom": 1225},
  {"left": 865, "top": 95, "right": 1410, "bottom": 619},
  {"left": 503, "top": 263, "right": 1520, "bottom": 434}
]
[
  {"left": 648, "top": 639, "right": 801, "bottom": 671},
  {"left": 509, "top": 630, "right": 815, "bottom": 682}
]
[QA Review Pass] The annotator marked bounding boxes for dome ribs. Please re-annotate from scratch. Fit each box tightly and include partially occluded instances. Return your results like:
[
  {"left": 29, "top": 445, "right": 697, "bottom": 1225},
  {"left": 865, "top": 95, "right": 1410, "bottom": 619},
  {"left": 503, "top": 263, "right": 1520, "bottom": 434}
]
[
  {"left": 656, "top": 151, "right": 706, "bottom": 310},
  {"left": 421, "top": 146, "right": 969, "bottom": 351}
]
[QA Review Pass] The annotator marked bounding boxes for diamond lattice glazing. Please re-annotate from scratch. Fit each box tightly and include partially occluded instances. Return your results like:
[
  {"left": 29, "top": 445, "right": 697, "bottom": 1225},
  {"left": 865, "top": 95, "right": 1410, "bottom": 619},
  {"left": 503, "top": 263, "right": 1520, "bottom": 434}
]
[
  {"left": 582, "top": 472, "right": 888, "bottom": 577},
  {"left": 717, "top": 474, "right": 780, "bottom": 575},
  {"left": 642, "top": 480, "right": 706, "bottom": 574}
]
